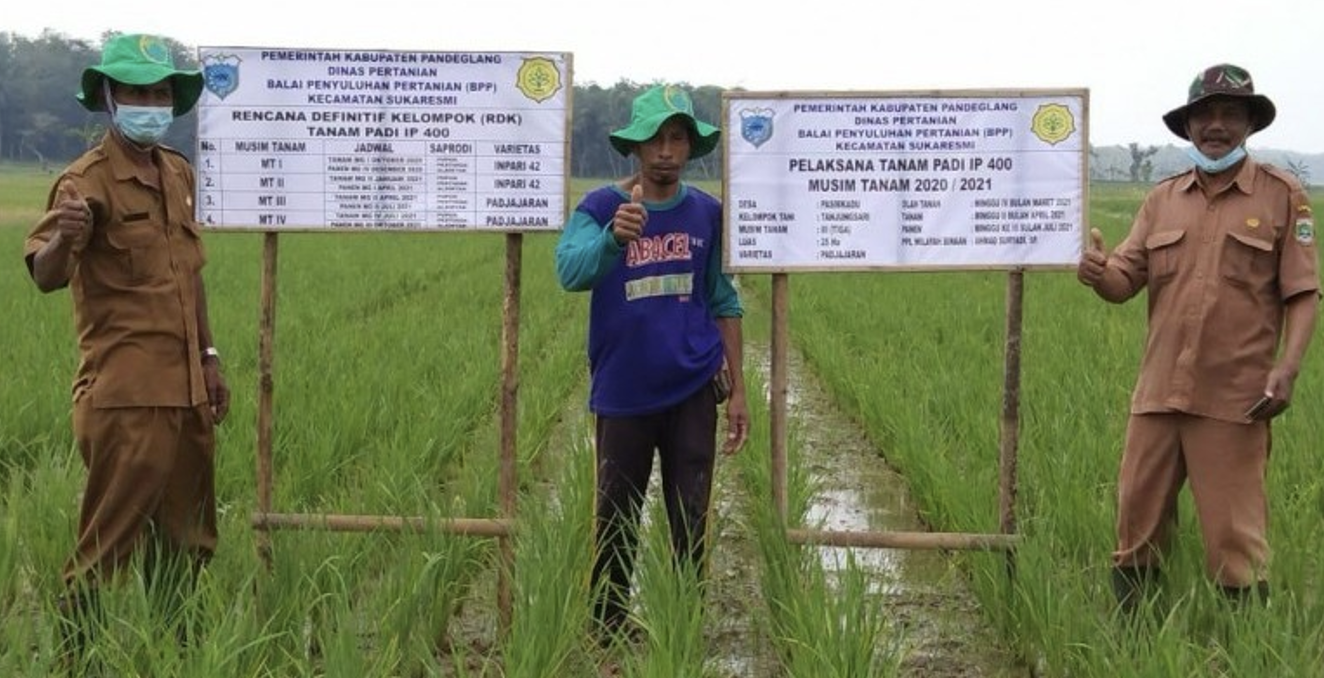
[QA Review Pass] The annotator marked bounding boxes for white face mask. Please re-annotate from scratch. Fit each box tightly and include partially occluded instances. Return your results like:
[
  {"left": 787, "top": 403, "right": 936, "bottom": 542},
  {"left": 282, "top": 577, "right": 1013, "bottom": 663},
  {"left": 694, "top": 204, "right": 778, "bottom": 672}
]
[
  {"left": 101, "top": 79, "right": 174, "bottom": 147},
  {"left": 112, "top": 104, "right": 174, "bottom": 145},
  {"left": 1185, "top": 144, "right": 1247, "bottom": 174}
]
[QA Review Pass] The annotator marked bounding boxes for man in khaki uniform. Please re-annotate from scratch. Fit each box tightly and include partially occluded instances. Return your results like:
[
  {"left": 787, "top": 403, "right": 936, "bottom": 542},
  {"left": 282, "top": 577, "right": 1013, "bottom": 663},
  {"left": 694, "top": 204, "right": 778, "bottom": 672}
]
[
  {"left": 23, "top": 34, "right": 229, "bottom": 663},
  {"left": 1078, "top": 63, "right": 1319, "bottom": 612}
]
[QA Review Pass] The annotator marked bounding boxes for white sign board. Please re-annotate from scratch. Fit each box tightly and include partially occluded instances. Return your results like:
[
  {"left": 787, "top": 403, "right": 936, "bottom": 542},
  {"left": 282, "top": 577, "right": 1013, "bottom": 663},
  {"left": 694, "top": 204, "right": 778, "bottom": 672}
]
[
  {"left": 724, "top": 89, "right": 1088, "bottom": 271},
  {"left": 195, "top": 47, "right": 571, "bottom": 231}
]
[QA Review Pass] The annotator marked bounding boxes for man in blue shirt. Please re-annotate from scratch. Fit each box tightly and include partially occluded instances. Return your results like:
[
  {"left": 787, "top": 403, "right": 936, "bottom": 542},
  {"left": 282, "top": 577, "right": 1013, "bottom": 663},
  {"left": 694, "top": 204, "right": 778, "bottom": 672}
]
[{"left": 555, "top": 84, "right": 749, "bottom": 643}]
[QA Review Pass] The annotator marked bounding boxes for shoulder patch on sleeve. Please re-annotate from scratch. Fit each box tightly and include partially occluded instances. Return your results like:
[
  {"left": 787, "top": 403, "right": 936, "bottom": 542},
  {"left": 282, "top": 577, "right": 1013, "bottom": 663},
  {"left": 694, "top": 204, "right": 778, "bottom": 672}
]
[{"left": 1295, "top": 216, "right": 1315, "bottom": 246}]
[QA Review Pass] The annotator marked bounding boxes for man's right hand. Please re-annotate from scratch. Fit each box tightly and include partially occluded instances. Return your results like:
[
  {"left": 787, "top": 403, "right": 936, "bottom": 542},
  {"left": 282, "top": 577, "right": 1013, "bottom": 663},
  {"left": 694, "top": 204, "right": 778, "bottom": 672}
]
[
  {"left": 1077, "top": 227, "right": 1108, "bottom": 287},
  {"left": 55, "top": 180, "right": 92, "bottom": 254},
  {"left": 610, "top": 184, "right": 647, "bottom": 245}
]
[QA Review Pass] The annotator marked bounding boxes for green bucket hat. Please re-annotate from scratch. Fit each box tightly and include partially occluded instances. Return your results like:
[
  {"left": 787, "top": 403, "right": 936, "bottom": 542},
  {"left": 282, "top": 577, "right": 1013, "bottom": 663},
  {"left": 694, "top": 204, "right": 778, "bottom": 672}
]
[
  {"left": 609, "top": 84, "right": 720, "bottom": 159},
  {"left": 1162, "top": 63, "right": 1276, "bottom": 140},
  {"left": 76, "top": 34, "right": 203, "bottom": 117}
]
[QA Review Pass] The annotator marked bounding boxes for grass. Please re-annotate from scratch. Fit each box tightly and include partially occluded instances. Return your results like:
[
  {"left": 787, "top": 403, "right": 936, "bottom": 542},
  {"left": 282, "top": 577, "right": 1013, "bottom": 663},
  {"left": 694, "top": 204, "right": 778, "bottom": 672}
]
[
  {"left": 3, "top": 161, "right": 1323, "bottom": 676},
  {"left": 750, "top": 186, "right": 1324, "bottom": 675}
]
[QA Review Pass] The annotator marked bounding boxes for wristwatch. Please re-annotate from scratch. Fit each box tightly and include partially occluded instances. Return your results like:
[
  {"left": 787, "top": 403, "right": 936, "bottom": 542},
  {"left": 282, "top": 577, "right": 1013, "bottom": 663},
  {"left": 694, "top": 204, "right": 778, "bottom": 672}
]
[{"left": 202, "top": 346, "right": 221, "bottom": 363}]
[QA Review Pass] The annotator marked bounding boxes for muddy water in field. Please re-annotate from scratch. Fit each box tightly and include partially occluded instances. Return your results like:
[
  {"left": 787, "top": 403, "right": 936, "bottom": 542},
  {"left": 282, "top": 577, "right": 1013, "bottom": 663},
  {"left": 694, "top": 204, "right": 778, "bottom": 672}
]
[
  {"left": 457, "top": 339, "right": 1028, "bottom": 676},
  {"left": 704, "top": 343, "right": 1025, "bottom": 677}
]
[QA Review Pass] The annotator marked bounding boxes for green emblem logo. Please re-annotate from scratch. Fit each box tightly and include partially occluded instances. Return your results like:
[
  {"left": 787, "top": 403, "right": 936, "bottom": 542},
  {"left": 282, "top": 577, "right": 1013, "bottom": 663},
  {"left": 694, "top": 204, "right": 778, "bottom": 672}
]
[
  {"left": 516, "top": 57, "right": 562, "bottom": 103},
  {"left": 1031, "top": 103, "right": 1075, "bottom": 146},
  {"left": 138, "top": 35, "right": 172, "bottom": 65},
  {"left": 1295, "top": 218, "right": 1314, "bottom": 245}
]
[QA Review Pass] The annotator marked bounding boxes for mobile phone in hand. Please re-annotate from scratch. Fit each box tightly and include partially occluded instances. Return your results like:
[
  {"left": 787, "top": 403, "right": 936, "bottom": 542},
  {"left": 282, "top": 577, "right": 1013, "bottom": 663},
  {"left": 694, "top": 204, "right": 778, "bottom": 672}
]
[{"left": 1244, "top": 395, "right": 1273, "bottom": 420}]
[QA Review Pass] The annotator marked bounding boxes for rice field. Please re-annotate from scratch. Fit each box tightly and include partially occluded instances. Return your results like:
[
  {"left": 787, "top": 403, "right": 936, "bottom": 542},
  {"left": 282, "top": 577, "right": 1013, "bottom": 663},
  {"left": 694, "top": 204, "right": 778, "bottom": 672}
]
[{"left": 2, "top": 163, "right": 1322, "bottom": 676}]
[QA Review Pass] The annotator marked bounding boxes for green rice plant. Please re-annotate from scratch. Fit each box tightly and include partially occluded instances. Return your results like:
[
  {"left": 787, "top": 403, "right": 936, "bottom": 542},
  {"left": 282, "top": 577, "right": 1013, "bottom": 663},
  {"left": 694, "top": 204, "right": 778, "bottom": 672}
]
[
  {"left": 5, "top": 168, "right": 1320, "bottom": 676},
  {"left": 377, "top": 535, "right": 486, "bottom": 665},
  {"left": 741, "top": 466, "right": 905, "bottom": 676},
  {"left": 0, "top": 163, "right": 55, "bottom": 226},
  {"left": 0, "top": 474, "right": 22, "bottom": 610},
  {"left": 502, "top": 425, "right": 599, "bottom": 677},
  {"left": 718, "top": 336, "right": 904, "bottom": 676},
  {"left": 773, "top": 189, "right": 1324, "bottom": 676},
  {"left": 615, "top": 497, "right": 711, "bottom": 678}
]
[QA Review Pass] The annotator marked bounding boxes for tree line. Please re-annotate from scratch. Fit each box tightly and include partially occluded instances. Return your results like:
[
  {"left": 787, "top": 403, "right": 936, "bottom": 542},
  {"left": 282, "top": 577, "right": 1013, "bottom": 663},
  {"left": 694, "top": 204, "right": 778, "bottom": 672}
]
[
  {"left": 0, "top": 30, "right": 722, "bottom": 179},
  {"left": 2, "top": 31, "right": 1316, "bottom": 185}
]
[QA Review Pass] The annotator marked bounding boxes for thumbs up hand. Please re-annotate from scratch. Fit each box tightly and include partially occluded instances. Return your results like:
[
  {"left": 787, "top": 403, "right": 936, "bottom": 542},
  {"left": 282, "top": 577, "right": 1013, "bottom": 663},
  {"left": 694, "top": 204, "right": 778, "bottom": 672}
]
[
  {"left": 610, "top": 180, "right": 647, "bottom": 245},
  {"left": 55, "top": 180, "right": 93, "bottom": 254},
  {"left": 1077, "top": 226, "right": 1108, "bottom": 287}
]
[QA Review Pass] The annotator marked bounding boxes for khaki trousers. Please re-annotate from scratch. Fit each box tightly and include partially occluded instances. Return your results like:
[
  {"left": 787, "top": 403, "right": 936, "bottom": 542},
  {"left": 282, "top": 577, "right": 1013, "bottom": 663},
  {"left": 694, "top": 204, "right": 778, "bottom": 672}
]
[
  {"left": 65, "top": 398, "right": 218, "bottom": 586},
  {"left": 1112, "top": 412, "right": 1269, "bottom": 587}
]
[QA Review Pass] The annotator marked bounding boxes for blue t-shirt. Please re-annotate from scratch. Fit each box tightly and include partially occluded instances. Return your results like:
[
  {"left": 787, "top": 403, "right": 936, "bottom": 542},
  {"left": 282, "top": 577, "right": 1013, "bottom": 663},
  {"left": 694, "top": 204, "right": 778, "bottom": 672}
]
[{"left": 555, "top": 183, "right": 741, "bottom": 416}]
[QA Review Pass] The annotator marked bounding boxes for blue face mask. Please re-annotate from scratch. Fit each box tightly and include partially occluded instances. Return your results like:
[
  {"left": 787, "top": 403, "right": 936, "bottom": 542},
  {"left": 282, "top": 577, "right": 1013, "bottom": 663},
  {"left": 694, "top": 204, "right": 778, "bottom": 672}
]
[
  {"left": 113, "top": 104, "right": 174, "bottom": 146},
  {"left": 1185, "top": 144, "right": 1247, "bottom": 174}
]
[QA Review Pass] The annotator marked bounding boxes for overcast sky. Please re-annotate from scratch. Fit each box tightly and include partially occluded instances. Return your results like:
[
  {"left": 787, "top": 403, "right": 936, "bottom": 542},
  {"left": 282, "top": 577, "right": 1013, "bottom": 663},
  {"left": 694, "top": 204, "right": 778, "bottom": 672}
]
[{"left": 8, "top": 0, "right": 1323, "bottom": 152}]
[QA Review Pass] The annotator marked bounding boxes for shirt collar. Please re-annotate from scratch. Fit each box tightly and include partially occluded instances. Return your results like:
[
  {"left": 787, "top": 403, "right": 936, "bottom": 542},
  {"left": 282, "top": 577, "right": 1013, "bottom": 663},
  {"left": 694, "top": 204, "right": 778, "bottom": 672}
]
[
  {"left": 100, "top": 131, "right": 160, "bottom": 187},
  {"left": 1176, "top": 155, "right": 1258, "bottom": 195}
]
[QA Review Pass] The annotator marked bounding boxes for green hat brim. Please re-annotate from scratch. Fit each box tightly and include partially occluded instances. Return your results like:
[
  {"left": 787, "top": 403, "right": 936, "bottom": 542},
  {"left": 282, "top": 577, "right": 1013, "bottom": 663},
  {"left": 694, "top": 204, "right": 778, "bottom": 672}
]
[
  {"left": 609, "top": 112, "right": 721, "bottom": 159},
  {"left": 1162, "top": 93, "right": 1276, "bottom": 141},
  {"left": 77, "top": 65, "right": 204, "bottom": 118}
]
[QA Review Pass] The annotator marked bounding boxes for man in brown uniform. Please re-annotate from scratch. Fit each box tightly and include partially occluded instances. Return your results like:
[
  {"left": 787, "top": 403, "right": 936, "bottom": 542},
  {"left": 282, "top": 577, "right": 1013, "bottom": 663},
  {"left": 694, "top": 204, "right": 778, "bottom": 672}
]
[
  {"left": 23, "top": 34, "right": 230, "bottom": 660},
  {"left": 1078, "top": 64, "right": 1319, "bottom": 613}
]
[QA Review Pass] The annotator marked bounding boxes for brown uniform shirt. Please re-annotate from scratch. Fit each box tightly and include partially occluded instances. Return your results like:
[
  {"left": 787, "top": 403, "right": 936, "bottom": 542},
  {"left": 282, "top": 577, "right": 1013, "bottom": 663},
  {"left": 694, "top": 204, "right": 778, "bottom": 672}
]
[
  {"left": 25, "top": 134, "right": 210, "bottom": 408},
  {"left": 1099, "top": 158, "right": 1319, "bottom": 423}
]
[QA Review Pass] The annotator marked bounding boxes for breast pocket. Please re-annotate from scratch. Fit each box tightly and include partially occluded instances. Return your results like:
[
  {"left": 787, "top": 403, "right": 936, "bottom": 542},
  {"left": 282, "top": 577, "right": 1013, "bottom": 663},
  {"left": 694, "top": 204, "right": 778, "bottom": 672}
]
[
  {"left": 178, "top": 219, "right": 207, "bottom": 272},
  {"left": 104, "top": 217, "right": 165, "bottom": 284},
  {"left": 1144, "top": 229, "right": 1185, "bottom": 288},
  {"left": 1219, "top": 231, "right": 1275, "bottom": 289}
]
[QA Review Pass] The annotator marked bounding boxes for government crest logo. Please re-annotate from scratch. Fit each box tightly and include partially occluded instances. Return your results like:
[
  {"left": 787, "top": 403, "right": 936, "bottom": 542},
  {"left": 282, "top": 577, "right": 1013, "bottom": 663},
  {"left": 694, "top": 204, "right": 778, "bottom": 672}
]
[
  {"left": 740, "top": 108, "right": 774, "bottom": 148},
  {"left": 202, "top": 53, "right": 243, "bottom": 100},
  {"left": 516, "top": 57, "right": 562, "bottom": 103},
  {"left": 1296, "top": 217, "right": 1315, "bottom": 245},
  {"left": 1031, "top": 103, "right": 1075, "bottom": 145}
]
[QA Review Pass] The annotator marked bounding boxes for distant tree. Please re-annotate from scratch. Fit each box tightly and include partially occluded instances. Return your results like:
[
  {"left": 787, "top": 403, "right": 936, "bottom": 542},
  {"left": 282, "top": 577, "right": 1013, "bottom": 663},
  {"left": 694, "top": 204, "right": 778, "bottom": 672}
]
[
  {"left": 71, "top": 118, "right": 106, "bottom": 151},
  {"left": 8, "top": 30, "right": 1314, "bottom": 185},
  {"left": 569, "top": 79, "right": 724, "bottom": 180},
  {"left": 1287, "top": 159, "right": 1312, "bottom": 187},
  {"left": 0, "top": 30, "right": 100, "bottom": 162},
  {"left": 1128, "top": 142, "right": 1158, "bottom": 183},
  {"left": 689, "top": 84, "right": 723, "bottom": 181},
  {"left": 18, "top": 111, "right": 59, "bottom": 164}
]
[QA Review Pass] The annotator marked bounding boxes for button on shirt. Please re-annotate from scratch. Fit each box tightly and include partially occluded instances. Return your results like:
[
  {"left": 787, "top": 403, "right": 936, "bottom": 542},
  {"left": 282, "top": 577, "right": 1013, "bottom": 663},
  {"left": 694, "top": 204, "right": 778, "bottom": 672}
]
[{"left": 1103, "top": 158, "right": 1319, "bottom": 422}]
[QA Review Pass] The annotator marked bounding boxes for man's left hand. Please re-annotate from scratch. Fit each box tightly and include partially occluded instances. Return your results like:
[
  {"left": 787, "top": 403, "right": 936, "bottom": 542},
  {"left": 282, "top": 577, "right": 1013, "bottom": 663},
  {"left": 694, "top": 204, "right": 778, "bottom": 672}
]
[
  {"left": 723, "top": 392, "right": 749, "bottom": 454},
  {"left": 204, "top": 363, "right": 230, "bottom": 423},
  {"left": 1254, "top": 365, "right": 1300, "bottom": 420}
]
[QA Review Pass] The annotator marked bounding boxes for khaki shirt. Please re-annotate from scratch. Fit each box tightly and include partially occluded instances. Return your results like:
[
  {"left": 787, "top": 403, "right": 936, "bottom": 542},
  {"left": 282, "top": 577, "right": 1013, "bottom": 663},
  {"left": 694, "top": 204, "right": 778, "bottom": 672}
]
[
  {"left": 1102, "top": 158, "right": 1319, "bottom": 422},
  {"left": 25, "top": 134, "right": 210, "bottom": 408}
]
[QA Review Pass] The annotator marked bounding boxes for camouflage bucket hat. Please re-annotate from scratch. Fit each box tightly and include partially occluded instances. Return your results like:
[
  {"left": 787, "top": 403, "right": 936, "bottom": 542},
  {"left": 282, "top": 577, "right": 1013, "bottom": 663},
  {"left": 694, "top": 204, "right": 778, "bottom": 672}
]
[
  {"left": 1162, "top": 63, "right": 1276, "bottom": 140},
  {"left": 609, "top": 84, "right": 720, "bottom": 159},
  {"left": 77, "top": 34, "right": 204, "bottom": 117}
]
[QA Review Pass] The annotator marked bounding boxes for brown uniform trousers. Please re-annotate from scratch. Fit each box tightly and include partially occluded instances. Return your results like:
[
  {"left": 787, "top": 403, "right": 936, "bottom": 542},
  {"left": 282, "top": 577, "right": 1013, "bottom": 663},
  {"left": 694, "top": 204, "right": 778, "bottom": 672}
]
[
  {"left": 66, "top": 398, "right": 218, "bottom": 585},
  {"left": 1113, "top": 413, "right": 1269, "bottom": 587}
]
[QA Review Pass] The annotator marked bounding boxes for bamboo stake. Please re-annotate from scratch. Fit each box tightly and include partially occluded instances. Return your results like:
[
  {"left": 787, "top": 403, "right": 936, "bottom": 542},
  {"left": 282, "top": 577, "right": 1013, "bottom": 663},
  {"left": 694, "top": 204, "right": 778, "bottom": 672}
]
[
  {"left": 255, "top": 232, "right": 278, "bottom": 570},
  {"left": 497, "top": 232, "right": 522, "bottom": 637},
  {"left": 787, "top": 528, "right": 1019, "bottom": 552},
  {"left": 999, "top": 269, "right": 1024, "bottom": 577},
  {"left": 770, "top": 273, "right": 790, "bottom": 521},
  {"left": 252, "top": 512, "right": 513, "bottom": 537}
]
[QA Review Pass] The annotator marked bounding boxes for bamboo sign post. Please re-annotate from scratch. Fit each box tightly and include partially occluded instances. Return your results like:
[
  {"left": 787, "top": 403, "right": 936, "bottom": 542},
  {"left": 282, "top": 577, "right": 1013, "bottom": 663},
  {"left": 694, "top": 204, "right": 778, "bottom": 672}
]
[
  {"left": 194, "top": 46, "right": 573, "bottom": 634},
  {"left": 722, "top": 88, "right": 1089, "bottom": 559}
]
